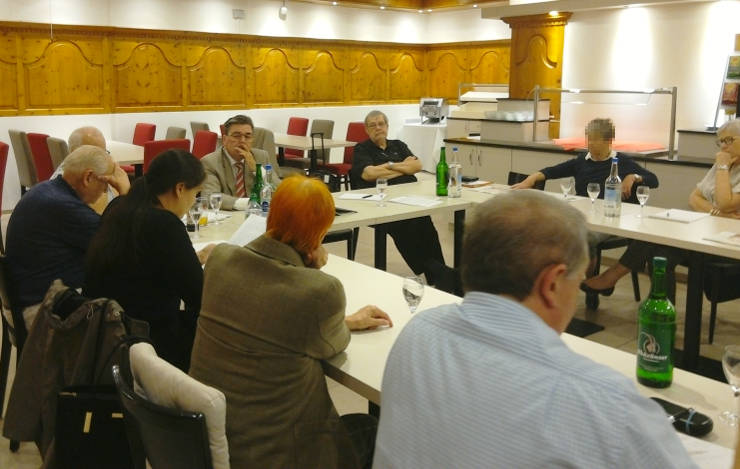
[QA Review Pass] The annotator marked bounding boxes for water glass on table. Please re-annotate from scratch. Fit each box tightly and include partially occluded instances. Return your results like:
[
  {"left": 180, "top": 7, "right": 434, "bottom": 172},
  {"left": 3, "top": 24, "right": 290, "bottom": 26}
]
[
  {"left": 587, "top": 183, "right": 600, "bottom": 206},
  {"left": 720, "top": 345, "right": 740, "bottom": 426},
  {"left": 636, "top": 185, "right": 650, "bottom": 218},
  {"left": 376, "top": 177, "right": 388, "bottom": 207},
  {"left": 209, "top": 192, "right": 223, "bottom": 224},
  {"left": 188, "top": 202, "right": 203, "bottom": 240},
  {"left": 402, "top": 275, "right": 425, "bottom": 314},
  {"left": 560, "top": 177, "right": 574, "bottom": 199}
]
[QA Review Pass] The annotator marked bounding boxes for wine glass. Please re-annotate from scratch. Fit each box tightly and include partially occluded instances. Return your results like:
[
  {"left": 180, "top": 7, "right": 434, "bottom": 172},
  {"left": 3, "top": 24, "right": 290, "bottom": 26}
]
[
  {"left": 188, "top": 202, "right": 203, "bottom": 240},
  {"left": 587, "top": 183, "right": 600, "bottom": 206},
  {"left": 560, "top": 177, "right": 574, "bottom": 199},
  {"left": 402, "top": 275, "right": 424, "bottom": 314},
  {"left": 209, "top": 192, "right": 223, "bottom": 224},
  {"left": 636, "top": 186, "right": 650, "bottom": 218},
  {"left": 376, "top": 177, "right": 388, "bottom": 207},
  {"left": 720, "top": 345, "right": 740, "bottom": 426}
]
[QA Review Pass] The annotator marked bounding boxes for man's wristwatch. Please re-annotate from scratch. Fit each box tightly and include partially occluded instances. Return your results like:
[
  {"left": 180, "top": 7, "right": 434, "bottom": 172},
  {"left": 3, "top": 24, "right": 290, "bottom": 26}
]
[
  {"left": 633, "top": 174, "right": 643, "bottom": 182},
  {"left": 388, "top": 161, "right": 394, "bottom": 169},
  {"left": 716, "top": 164, "right": 729, "bottom": 171}
]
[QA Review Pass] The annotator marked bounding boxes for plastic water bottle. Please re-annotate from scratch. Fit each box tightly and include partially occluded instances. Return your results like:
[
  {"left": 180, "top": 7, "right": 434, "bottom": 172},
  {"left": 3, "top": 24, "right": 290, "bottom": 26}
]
[
  {"left": 260, "top": 164, "right": 275, "bottom": 215},
  {"left": 603, "top": 157, "right": 621, "bottom": 217},
  {"left": 247, "top": 198, "right": 261, "bottom": 219},
  {"left": 448, "top": 146, "right": 462, "bottom": 198}
]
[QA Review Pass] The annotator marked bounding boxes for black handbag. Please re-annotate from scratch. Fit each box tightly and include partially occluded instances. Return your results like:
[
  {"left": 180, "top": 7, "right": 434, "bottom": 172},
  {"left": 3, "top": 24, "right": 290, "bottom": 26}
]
[{"left": 55, "top": 385, "right": 134, "bottom": 469}]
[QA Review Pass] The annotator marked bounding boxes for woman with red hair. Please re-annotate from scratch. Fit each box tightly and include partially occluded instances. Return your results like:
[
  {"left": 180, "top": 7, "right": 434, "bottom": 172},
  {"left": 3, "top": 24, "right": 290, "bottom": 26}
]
[{"left": 190, "top": 175, "right": 391, "bottom": 469}]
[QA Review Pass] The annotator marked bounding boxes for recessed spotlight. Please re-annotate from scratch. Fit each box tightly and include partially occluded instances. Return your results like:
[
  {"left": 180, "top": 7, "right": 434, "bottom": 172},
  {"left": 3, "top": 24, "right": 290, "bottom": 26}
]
[
  {"left": 426, "top": 8, "right": 432, "bottom": 12},
  {"left": 332, "top": 1, "right": 337, "bottom": 4},
  {"left": 418, "top": 9, "right": 423, "bottom": 13},
  {"left": 548, "top": 10, "right": 559, "bottom": 16},
  {"left": 473, "top": 4, "right": 478, "bottom": 7},
  {"left": 380, "top": 5, "right": 385, "bottom": 9}
]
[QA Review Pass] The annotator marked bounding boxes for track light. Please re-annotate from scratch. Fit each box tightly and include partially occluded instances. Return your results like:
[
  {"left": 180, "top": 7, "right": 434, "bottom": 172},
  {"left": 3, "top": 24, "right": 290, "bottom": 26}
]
[{"left": 279, "top": 0, "right": 288, "bottom": 20}]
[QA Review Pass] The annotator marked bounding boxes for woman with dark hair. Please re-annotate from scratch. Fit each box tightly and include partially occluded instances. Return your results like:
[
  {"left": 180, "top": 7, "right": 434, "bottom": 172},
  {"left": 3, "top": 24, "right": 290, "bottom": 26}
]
[{"left": 85, "top": 149, "right": 212, "bottom": 370}]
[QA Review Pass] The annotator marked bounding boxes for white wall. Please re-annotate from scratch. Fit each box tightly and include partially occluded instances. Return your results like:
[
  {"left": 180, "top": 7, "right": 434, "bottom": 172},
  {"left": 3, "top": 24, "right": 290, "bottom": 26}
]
[
  {"left": 0, "top": 0, "right": 508, "bottom": 44},
  {"left": 560, "top": 1, "right": 740, "bottom": 143}
]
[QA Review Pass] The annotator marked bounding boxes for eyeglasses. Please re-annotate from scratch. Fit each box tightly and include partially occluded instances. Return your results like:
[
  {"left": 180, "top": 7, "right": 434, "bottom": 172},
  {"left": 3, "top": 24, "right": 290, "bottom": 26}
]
[
  {"left": 228, "top": 133, "right": 253, "bottom": 140},
  {"left": 366, "top": 122, "right": 387, "bottom": 130},
  {"left": 716, "top": 136, "right": 738, "bottom": 147}
]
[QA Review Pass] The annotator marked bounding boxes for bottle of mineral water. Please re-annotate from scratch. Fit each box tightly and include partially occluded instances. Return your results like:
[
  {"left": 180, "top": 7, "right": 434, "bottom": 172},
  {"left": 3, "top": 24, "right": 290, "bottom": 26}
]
[
  {"left": 260, "top": 164, "right": 275, "bottom": 215},
  {"left": 603, "top": 157, "right": 621, "bottom": 217},
  {"left": 636, "top": 257, "right": 676, "bottom": 388}
]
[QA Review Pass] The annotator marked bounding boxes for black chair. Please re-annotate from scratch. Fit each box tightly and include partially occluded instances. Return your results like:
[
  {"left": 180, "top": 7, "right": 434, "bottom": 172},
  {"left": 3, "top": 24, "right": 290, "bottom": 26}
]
[
  {"left": 112, "top": 364, "right": 214, "bottom": 469},
  {"left": 507, "top": 171, "right": 545, "bottom": 190},
  {"left": 0, "top": 255, "right": 26, "bottom": 453},
  {"left": 704, "top": 261, "right": 740, "bottom": 344}
]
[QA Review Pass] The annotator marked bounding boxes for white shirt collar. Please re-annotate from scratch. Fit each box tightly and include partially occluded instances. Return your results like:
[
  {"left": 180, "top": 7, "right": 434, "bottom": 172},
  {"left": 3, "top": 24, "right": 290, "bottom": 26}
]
[{"left": 585, "top": 150, "right": 617, "bottom": 161}]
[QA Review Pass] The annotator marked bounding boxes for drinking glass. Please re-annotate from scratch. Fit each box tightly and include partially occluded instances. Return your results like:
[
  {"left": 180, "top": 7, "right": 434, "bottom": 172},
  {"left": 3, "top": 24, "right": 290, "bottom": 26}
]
[
  {"left": 402, "top": 275, "right": 425, "bottom": 314},
  {"left": 376, "top": 177, "right": 388, "bottom": 207},
  {"left": 587, "top": 183, "right": 600, "bottom": 205},
  {"left": 195, "top": 196, "right": 209, "bottom": 227},
  {"left": 636, "top": 186, "right": 650, "bottom": 218},
  {"left": 188, "top": 203, "right": 203, "bottom": 240},
  {"left": 560, "top": 177, "right": 574, "bottom": 199},
  {"left": 209, "top": 192, "right": 223, "bottom": 224},
  {"left": 720, "top": 345, "right": 740, "bottom": 426}
]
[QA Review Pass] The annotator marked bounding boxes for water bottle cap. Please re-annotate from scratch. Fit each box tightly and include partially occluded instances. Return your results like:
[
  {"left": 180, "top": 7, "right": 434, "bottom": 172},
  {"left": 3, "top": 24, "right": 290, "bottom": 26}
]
[
  {"left": 265, "top": 164, "right": 272, "bottom": 170},
  {"left": 453, "top": 147, "right": 458, "bottom": 151},
  {"left": 652, "top": 256, "right": 667, "bottom": 269},
  {"left": 612, "top": 157, "right": 619, "bottom": 162}
]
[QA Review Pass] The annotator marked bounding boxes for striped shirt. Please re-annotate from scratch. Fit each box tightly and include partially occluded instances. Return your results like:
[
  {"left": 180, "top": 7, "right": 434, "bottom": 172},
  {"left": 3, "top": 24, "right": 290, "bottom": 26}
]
[{"left": 373, "top": 292, "right": 697, "bottom": 469}]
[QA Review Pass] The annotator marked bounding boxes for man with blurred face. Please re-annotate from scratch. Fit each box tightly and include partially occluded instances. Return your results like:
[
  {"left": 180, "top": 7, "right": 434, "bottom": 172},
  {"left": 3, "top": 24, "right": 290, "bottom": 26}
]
[{"left": 201, "top": 114, "right": 282, "bottom": 211}]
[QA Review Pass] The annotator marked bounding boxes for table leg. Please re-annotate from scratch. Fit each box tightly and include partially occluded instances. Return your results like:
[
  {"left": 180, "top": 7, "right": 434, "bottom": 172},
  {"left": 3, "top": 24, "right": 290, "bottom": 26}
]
[
  {"left": 277, "top": 146, "right": 285, "bottom": 166},
  {"left": 454, "top": 210, "right": 465, "bottom": 269},
  {"left": 309, "top": 148, "right": 317, "bottom": 172},
  {"left": 368, "top": 401, "right": 380, "bottom": 418},
  {"left": 134, "top": 164, "right": 143, "bottom": 178},
  {"left": 681, "top": 251, "right": 705, "bottom": 372},
  {"left": 374, "top": 226, "right": 387, "bottom": 271}
]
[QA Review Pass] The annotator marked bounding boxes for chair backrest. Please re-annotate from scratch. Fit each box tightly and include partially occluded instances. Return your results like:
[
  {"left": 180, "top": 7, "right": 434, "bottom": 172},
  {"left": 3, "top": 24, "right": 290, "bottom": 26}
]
[
  {"left": 343, "top": 122, "right": 369, "bottom": 165},
  {"left": 8, "top": 129, "right": 37, "bottom": 189},
  {"left": 285, "top": 117, "right": 309, "bottom": 158},
  {"left": 252, "top": 127, "right": 276, "bottom": 162},
  {"left": 26, "top": 133, "right": 54, "bottom": 182},
  {"left": 165, "top": 126, "right": 187, "bottom": 140},
  {"left": 46, "top": 137, "right": 69, "bottom": 170},
  {"left": 143, "top": 139, "right": 191, "bottom": 173},
  {"left": 133, "top": 123, "right": 157, "bottom": 146},
  {"left": 114, "top": 342, "right": 229, "bottom": 469},
  {"left": 310, "top": 119, "right": 334, "bottom": 165},
  {"left": 0, "top": 254, "right": 26, "bottom": 351},
  {"left": 190, "top": 122, "right": 210, "bottom": 138},
  {"left": 192, "top": 131, "right": 218, "bottom": 159},
  {"left": 507, "top": 171, "right": 545, "bottom": 190}
]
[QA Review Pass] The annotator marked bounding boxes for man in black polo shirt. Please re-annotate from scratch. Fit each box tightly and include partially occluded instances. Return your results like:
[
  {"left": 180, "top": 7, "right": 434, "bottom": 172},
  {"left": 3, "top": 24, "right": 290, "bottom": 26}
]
[{"left": 350, "top": 110, "right": 445, "bottom": 282}]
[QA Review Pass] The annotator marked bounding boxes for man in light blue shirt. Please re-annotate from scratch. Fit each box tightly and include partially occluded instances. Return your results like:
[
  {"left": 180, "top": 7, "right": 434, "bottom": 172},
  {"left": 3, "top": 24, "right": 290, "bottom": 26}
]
[{"left": 373, "top": 190, "right": 697, "bottom": 469}]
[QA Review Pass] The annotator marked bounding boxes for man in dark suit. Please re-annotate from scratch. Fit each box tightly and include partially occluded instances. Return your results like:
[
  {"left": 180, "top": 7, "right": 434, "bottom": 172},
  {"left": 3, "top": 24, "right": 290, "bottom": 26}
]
[{"left": 201, "top": 114, "right": 282, "bottom": 210}]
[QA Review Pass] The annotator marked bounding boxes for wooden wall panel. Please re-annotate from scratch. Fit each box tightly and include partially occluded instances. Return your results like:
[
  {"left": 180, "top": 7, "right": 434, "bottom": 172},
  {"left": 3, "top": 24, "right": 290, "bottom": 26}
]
[{"left": 0, "top": 22, "right": 510, "bottom": 115}]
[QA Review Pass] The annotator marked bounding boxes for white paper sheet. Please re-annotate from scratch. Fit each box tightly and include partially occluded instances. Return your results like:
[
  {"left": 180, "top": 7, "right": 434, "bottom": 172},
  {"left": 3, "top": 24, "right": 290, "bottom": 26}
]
[
  {"left": 649, "top": 209, "right": 710, "bottom": 223},
  {"left": 678, "top": 433, "right": 734, "bottom": 469},
  {"left": 389, "top": 196, "right": 443, "bottom": 207},
  {"left": 338, "top": 193, "right": 377, "bottom": 200},
  {"left": 228, "top": 214, "right": 267, "bottom": 246},
  {"left": 703, "top": 231, "right": 740, "bottom": 248}
]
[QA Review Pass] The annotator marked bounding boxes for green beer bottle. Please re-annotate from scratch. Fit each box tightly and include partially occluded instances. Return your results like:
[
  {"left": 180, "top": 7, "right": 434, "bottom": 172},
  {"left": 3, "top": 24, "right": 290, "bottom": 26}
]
[
  {"left": 436, "top": 147, "right": 448, "bottom": 196},
  {"left": 636, "top": 257, "right": 676, "bottom": 388},
  {"left": 250, "top": 163, "right": 263, "bottom": 204}
]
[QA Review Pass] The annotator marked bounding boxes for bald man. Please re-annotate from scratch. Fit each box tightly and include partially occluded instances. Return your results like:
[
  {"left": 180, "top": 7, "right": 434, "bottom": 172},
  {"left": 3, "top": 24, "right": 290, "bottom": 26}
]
[{"left": 6, "top": 145, "right": 129, "bottom": 328}]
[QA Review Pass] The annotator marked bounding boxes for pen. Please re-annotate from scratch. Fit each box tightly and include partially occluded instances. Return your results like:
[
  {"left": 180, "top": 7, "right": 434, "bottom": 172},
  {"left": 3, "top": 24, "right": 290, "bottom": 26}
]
[{"left": 362, "top": 194, "right": 372, "bottom": 198}]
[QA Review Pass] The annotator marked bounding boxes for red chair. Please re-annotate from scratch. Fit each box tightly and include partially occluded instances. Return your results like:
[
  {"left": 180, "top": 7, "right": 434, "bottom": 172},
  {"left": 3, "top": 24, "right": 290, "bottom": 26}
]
[
  {"left": 26, "top": 133, "right": 54, "bottom": 182},
  {"left": 143, "top": 139, "right": 191, "bottom": 173},
  {"left": 319, "top": 122, "right": 368, "bottom": 190},
  {"left": 285, "top": 117, "right": 309, "bottom": 159},
  {"left": 133, "top": 123, "right": 156, "bottom": 146},
  {"left": 192, "top": 130, "right": 218, "bottom": 159}
]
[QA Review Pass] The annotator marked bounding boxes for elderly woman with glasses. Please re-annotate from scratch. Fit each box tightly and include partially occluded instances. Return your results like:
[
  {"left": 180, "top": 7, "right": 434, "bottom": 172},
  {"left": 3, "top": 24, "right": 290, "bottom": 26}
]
[
  {"left": 582, "top": 119, "right": 740, "bottom": 296},
  {"left": 190, "top": 175, "right": 392, "bottom": 469}
]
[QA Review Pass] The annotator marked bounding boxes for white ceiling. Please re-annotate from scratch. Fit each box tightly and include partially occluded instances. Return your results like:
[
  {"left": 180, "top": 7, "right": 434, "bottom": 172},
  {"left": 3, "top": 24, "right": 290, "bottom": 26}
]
[{"left": 481, "top": 0, "right": 715, "bottom": 18}]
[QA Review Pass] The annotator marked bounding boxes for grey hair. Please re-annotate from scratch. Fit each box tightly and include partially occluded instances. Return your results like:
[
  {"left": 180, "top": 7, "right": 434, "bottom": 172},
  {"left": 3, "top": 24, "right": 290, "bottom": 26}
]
[
  {"left": 223, "top": 115, "right": 254, "bottom": 135},
  {"left": 68, "top": 126, "right": 106, "bottom": 152},
  {"left": 461, "top": 190, "right": 589, "bottom": 300},
  {"left": 718, "top": 119, "right": 740, "bottom": 136},
  {"left": 62, "top": 145, "right": 111, "bottom": 177},
  {"left": 585, "top": 118, "right": 615, "bottom": 141},
  {"left": 364, "top": 110, "right": 388, "bottom": 127}
]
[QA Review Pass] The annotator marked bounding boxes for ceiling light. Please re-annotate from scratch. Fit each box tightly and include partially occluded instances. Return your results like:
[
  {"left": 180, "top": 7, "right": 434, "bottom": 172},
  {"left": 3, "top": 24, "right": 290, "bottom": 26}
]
[
  {"left": 548, "top": 10, "right": 559, "bottom": 16},
  {"left": 418, "top": 9, "right": 423, "bottom": 13},
  {"left": 279, "top": 0, "right": 288, "bottom": 20},
  {"left": 332, "top": 1, "right": 337, "bottom": 4},
  {"left": 426, "top": 8, "right": 432, "bottom": 12},
  {"left": 473, "top": 4, "right": 478, "bottom": 7},
  {"left": 380, "top": 5, "right": 385, "bottom": 9}
]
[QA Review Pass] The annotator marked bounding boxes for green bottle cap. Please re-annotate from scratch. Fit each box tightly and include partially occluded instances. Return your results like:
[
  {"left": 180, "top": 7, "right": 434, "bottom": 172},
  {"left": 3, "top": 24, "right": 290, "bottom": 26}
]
[{"left": 652, "top": 256, "right": 667, "bottom": 269}]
